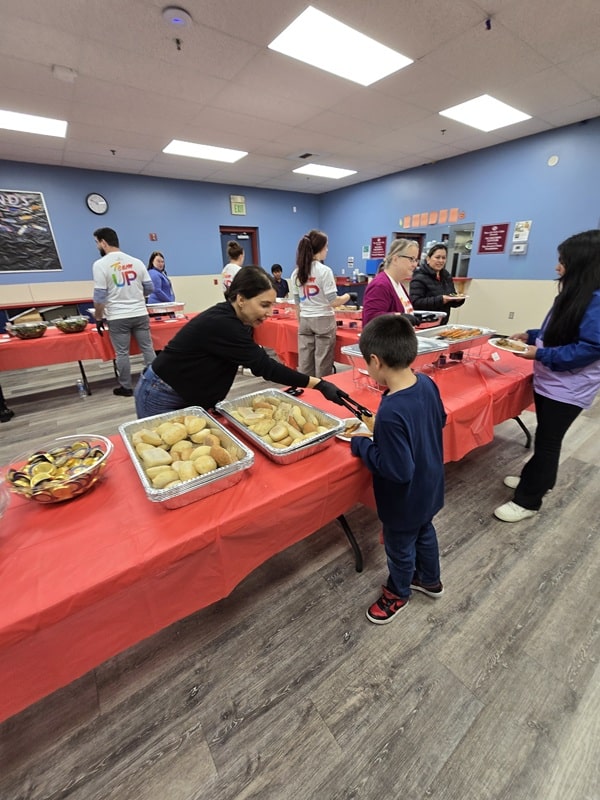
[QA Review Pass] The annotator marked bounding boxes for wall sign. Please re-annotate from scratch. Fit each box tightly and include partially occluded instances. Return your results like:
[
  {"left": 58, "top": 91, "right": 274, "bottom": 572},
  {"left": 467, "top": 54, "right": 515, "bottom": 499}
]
[
  {"left": 230, "top": 194, "right": 246, "bottom": 215},
  {"left": 478, "top": 223, "right": 509, "bottom": 254},
  {"left": 0, "top": 190, "right": 62, "bottom": 272},
  {"left": 370, "top": 236, "right": 387, "bottom": 258}
]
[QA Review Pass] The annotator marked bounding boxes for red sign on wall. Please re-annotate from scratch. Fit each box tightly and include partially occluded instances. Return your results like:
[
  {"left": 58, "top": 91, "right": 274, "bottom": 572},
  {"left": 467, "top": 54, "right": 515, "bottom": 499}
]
[
  {"left": 370, "top": 236, "right": 387, "bottom": 259},
  {"left": 478, "top": 223, "right": 509, "bottom": 254}
]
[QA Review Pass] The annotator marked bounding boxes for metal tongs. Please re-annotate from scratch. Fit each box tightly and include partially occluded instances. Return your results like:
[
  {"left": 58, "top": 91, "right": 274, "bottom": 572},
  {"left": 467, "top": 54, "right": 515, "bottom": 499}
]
[{"left": 336, "top": 390, "right": 374, "bottom": 421}]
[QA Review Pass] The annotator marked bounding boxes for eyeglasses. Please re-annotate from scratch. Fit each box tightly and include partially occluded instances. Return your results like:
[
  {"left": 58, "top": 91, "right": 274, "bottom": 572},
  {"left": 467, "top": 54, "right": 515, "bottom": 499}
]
[{"left": 397, "top": 255, "right": 418, "bottom": 263}]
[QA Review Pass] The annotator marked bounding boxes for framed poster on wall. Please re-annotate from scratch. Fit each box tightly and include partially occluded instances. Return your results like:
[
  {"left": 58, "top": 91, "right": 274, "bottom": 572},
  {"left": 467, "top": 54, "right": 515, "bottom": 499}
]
[{"left": 0, "top": 190, "right": 63, "bottom": 272}]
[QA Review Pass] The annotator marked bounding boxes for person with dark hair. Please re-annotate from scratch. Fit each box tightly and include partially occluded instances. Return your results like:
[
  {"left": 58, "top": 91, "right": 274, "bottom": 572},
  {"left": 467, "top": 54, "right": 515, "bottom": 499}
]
[
  {"left": 291, "top": 230, "right": 350, "bottom": 377},
  {"left": 134, "top": 265, "right": 349, "bottom": 418},
  {"left": 349, "top": 315, "right": 446, "bottom": 624},
  {"left": 495, "top": 229, "right": 600, "bottom": 522},
  {"left": 147, "top": 251, "right": 175, "bottom": 304},
  {"left": 362, "top": 239, "right": 419, "bottom": 327},
  {"left": 0, "top": 384, "right": 15, "bottom": 423},
  {"left": 271, "top": 264, "right": 289, "bottom": 298},
  {"left": 92, "top": 227, "right": 156, "bottom": 397},
  {"left": 221, "top": 240, "right": 245, "bottom": 294},
  {"left": 409, "top": 243, "right": 466, "bottom": 321}
]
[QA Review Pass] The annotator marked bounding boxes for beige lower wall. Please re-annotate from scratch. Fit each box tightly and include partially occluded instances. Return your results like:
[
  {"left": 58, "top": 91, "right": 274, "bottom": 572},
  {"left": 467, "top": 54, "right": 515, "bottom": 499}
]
[{"left": 3, "top": 277, "right": 557, "bottom": 329}]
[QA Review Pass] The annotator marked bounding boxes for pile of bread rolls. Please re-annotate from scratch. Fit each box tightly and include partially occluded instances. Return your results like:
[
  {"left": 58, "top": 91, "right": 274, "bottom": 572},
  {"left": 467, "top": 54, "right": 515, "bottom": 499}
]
[
  {"left": 130, "top": 414, "right": 241, "bottom": 490},
  {"left": 229, "top": 395, "right": 334, "bottom": 450}
]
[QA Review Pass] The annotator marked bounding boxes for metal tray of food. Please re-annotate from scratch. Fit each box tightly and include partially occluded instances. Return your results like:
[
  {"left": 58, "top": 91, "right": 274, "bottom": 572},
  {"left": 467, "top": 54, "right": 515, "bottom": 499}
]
[
  {"left": 146, "top": 302, "right": 186, "bottom": 315},
  {"left": 215, "top": 389, "right": 344, "bottom": 465},
  {"left": 341, "top": 338, "right": 450, "bottom": 372},
  {"left": 415, "top": 324, "right": 495, "bottom": 353},
  {"left": 119, "top": 406, "right": 254, "bottom": 509}
]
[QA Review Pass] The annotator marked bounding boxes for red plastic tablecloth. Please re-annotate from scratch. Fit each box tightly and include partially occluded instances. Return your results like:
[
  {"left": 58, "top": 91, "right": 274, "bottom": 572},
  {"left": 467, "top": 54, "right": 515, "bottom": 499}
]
[
  {"left": 0, "top": 316, "right": 192, "bottom": 372},
  {"left": 255, "top": 317, "right": 361, "bottom": 369},
  {"left": 0, "top": 352, "right": 532, "bottom": 722}
]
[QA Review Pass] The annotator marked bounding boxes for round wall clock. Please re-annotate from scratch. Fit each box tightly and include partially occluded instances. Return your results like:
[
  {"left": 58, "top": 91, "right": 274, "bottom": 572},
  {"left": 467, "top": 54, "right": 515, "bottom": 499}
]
[{"left": 86, "top": 193, "right": 109, "bottom": 215}]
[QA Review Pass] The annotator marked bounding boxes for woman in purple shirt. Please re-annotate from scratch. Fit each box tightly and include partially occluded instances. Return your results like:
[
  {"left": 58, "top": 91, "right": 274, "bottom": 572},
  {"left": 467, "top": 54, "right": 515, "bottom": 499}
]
[
  {"left": 495, "top": 229, "right": 600, "bottom": 522},
  {"left": 362, "top": 239, "right": 418, "bottom": 327}
]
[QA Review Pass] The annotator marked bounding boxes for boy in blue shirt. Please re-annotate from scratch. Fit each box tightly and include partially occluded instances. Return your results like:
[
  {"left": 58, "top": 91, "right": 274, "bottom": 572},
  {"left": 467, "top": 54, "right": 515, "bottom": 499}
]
[{"left": 350, "top": 314, "right": 447, "bottom": 624}]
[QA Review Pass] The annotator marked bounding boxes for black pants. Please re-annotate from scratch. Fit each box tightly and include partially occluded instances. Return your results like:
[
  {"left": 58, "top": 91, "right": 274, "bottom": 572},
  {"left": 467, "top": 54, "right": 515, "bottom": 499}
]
[{"left": 514, "top": 391, "right": 582, "bottom": 510}]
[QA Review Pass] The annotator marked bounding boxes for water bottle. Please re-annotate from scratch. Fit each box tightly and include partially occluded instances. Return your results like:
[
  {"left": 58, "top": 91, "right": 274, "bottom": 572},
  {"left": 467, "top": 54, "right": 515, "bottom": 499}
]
[{"left": 76, "top": 379, "right": 87, "bottom": 398}]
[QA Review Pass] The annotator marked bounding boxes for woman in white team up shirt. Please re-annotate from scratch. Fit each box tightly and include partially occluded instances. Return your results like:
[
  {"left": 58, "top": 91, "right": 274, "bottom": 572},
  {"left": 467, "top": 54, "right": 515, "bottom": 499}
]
[
  {"left": 291, "top": 229, "right": 350, "bottom": 377},
  {"left": 221, "top": 240, "right": 245, "bottom": 295}
]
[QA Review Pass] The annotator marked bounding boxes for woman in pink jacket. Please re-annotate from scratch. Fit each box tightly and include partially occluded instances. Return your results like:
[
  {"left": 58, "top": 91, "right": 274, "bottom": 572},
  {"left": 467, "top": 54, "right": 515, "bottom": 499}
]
[{"left": 362, "top": 239, "right": 419, "bottom": 326}]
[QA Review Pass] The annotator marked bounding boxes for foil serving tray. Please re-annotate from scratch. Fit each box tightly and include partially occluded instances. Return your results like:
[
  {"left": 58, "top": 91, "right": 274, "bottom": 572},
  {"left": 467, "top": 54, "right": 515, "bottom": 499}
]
[
  {"left": 215, "top": 389, "right": 344, "bottom": 465},
  {"left": 415, "top": 324, "right": 495, "bottom": 354},
  {"left": 119, "top": 406, "right": 254, "bottom": 509}
]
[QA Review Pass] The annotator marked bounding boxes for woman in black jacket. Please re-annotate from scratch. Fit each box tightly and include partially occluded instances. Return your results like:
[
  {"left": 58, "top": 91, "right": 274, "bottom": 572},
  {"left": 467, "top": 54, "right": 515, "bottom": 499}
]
[{"left": 409, "top": 244, "right": 466, "bottom": 321}]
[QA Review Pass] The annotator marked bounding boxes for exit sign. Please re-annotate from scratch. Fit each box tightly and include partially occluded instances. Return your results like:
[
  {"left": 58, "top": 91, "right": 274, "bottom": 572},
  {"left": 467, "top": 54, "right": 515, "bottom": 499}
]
[{"left": 230, "top": 195, "right": 246, "bottom": 215}]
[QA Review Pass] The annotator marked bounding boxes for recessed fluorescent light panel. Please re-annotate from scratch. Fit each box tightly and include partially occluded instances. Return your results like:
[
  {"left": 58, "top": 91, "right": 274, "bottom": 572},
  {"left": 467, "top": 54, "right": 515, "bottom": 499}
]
[
  {"left": 293, "top": 163, "right": 357, "bottom": 179},
  {"left": 269, "top": 6, "right": 412, "bottom": 86},
  {"left": 162, "top": 139, "right": 248, "bottom": 163},
  {"left": 0, "top": 109, "right": 67, "bottom": 138},
  {"left": 439, "top": 94, "right": 531, "bottom": 132}
]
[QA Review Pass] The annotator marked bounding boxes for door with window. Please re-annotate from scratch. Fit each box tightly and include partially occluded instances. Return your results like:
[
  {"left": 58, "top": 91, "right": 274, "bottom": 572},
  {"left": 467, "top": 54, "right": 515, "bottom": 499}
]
[{"left": 219, "top": 227, "right": 259, "bottom": 268}]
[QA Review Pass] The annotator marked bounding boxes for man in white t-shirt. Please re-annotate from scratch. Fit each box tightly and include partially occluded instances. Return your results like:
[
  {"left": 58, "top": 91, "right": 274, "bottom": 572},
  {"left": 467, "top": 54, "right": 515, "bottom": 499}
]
[{"left": 92, "top": 227, "right": 156, "bottom": 397}]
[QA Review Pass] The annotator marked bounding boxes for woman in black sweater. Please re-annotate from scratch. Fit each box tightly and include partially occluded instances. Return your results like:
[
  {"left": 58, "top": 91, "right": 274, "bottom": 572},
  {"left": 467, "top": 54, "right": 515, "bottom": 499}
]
[
  {"left": 409, "top": 244, "right": 466, "bottom": 321},
  {"left": 134, "top": 266, "right": 347, "bottom": 419}
]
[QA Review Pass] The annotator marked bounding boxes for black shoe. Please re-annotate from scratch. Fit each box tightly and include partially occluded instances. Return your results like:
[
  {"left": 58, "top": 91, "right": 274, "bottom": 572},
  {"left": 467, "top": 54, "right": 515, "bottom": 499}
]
[
  {"left": 113, "top": 386, "right": 133, "bottom": 397},
  {"left": 0, "top": 407, "right": 15, "bottom": 423}
]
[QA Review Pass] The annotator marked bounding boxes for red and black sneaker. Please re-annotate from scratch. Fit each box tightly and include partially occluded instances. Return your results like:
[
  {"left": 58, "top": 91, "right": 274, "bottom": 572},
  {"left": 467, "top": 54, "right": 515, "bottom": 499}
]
[
  {"left": 365, "top": 586, "right": 408, "bottom": 625},
  {"left": 410, "top": 576, "right": 444, "bottom": 598}
]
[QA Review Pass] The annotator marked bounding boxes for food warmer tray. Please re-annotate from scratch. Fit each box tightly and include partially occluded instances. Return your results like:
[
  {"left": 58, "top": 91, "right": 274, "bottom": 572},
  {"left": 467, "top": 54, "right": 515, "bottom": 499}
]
[
  {"left": 415, "top": 325, "right": 495, "bottom": 354},
  {"left": 341, "top": 338, "right": 450, "bottom": 373},
  {"left": 215, "top": 389, "right": 344, "bottom": 465},
  {"left": 146, "top": 302, "right": 185, "bottom": 316},
  {"left": 119, "top": 406, "right": 254, "bottom": 509}
]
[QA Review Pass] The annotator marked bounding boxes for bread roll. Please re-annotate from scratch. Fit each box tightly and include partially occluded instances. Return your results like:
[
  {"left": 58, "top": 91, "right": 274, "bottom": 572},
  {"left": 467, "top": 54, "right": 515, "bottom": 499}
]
[
  {"left": 141, "top": 446, "right": 173, "bottom": 467},
  {"left": 160, "top": 422, "right": 188, "bottom": 446},
  {"left": 170, "top": 439, "right": 194, "bottom": 459},
  {"left": 140, "top": 429, "right": 163, "bottom": 446},
  {"left": 210, "top": 445, "right": 233, "bottom": 467},
  {"left": 184, "top": 415, "right": 207, "bottom": 435},
  {"left": 151, "top": 468, "right": 179, "bottom": 488},
  {"left": 146, "top": 465, "right": 173, "bottom": 479},
  {"left": 174, "top": 460, "right": 198, "bottom": 482},
  {"left": 194, "top": 454, "right": 218, "bottom": 474},
  {"left": 270, "top": 423, "right": 288, "bottom": 442},
  {"left": 189, "top": 444, "right": 211, "bottom": 460}
]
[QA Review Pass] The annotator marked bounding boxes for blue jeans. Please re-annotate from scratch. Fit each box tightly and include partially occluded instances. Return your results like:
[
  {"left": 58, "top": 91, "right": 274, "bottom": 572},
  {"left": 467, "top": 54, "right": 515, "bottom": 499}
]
[
  {"left": 383, "top": 520, "right": 441, "bottom": 599},
  {"left": 108, "top": 315, "right": 155, "bottom": 390},
  {"left": 134, "top": 365, "right": 186, "bottom": 419}
]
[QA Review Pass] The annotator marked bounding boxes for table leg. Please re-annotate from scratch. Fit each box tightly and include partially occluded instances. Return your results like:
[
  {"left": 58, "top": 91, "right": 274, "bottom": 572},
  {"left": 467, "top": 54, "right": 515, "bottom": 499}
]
[
  {"left": 336, "top": 514, "right": 363, "bottom": 572},
  {"left": 78, "top": 361, "right": 92, "bottom": 396},
  {"left": 512, "top": 415, "right": 531, "bottom": 448}
]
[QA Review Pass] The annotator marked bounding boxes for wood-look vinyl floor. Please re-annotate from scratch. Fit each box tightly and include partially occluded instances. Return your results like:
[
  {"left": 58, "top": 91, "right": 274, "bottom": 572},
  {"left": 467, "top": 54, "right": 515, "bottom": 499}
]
[{"left": 1, "top": 361, "right": 599, "bottom": 800}]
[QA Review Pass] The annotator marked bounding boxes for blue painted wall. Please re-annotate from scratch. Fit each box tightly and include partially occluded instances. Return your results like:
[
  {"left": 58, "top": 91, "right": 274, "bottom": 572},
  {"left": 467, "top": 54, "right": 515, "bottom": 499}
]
[
  {"left": 320, "top": 118, "right": 600, "bottom": 280},
  {"left": 0, "top": 162, "right": 319, "bottom": 285},
  {"left": 1, "top": 117, "right": 599, "bottom": 287}
]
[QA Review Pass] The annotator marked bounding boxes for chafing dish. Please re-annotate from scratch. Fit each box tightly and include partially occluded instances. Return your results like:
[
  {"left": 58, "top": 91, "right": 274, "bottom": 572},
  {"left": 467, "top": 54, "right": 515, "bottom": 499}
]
[
  {"left": 215, "top": 389, "right": 344, "bottom": 464},
  {"left": 341, "top": 337, "right": 450, "bottom": 376},
  {"left": 415, "top": 324, "right": 495, "bottom": 354}
]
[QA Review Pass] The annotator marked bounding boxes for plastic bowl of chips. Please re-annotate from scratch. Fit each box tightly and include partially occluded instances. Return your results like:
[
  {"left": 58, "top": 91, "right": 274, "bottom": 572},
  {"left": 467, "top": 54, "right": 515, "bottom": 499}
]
[
  {"left": 6, "top": 321, "right": 49, "bottom": 339},
  {"left": 54, "top": 316, "right": 89, "bottom": 334},
  {"left": 3, "top": 435, "right": 113, "bottom": 504}
]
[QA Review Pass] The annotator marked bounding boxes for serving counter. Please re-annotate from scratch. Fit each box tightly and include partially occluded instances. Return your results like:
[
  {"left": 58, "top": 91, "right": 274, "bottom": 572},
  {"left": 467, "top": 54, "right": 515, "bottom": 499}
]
[{"left": 0, "top": 349, "right": 533, "bottom": 722}]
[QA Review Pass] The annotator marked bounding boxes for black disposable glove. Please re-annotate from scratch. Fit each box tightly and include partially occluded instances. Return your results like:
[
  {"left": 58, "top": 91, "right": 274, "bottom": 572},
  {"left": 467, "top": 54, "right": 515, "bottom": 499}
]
[
  {"left": 348, "top": 292, "right": 358, "bottom": 303},
  {"left": 401, "top": 313, "right": 418, "bottom": 327},
  {"left": 315, "top": 379, "right": 349, "bottom": 406},
  {"left": 95, "top": 319, "right": 106, "bottom": 337}
]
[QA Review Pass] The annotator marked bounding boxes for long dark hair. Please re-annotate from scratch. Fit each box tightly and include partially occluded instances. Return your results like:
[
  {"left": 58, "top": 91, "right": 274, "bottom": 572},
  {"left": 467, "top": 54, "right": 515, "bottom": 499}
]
[
  {"left": 544, "top": 229, "right": 600, "bottom": 346},
  {"left": 147, "top": 251, "right": 167, "bottom": 274},
  {"left": 295, "top": 230, "right": 327, "bottom": 285},
  {"left": 226, "top": 265, "right": 274, "bottom": 303}
]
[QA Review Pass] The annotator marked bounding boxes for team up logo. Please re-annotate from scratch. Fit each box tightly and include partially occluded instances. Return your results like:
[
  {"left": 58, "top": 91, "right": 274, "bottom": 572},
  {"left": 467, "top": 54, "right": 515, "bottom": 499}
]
[
  {"left": 297, "top": 277, "right": 320, "bottom": 302},
  {"left": 110, "top": 261, "right": 138, "bottom": 287}
]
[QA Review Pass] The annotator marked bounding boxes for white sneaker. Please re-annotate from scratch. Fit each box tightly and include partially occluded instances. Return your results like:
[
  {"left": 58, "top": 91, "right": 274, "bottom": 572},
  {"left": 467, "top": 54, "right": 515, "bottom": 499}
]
[
  {"left": 503, "top": 475, "right": 520, "bottom": 489},
  {"left": 494, "top": 501, "right": 537, "bottom": 523}
]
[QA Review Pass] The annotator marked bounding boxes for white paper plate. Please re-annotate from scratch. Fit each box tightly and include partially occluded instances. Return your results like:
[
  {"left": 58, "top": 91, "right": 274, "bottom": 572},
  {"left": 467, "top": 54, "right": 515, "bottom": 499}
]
[
  {"left": 336, "top": 417, "right": 372, "bottom": 441},
  {"left": 489, "top": 337, "right": 528, "bottom": 354}
]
